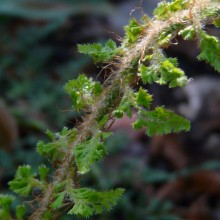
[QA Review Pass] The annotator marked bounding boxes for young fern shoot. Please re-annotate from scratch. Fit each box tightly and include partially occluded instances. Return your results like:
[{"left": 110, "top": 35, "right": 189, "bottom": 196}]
[{"left": 1, "top": 0, "right": 219, "bottom": 219}]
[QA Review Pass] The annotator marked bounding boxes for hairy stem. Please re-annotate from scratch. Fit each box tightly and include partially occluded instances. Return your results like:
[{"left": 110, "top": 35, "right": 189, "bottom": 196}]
[{"left": 29, "top": 0, "right": 219, "bottom": 218}]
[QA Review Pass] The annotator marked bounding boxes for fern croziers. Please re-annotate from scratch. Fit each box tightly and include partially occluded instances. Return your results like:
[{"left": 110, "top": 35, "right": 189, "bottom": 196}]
[{"left": 1, "top": 0, "right": 220, "bottom": 219}]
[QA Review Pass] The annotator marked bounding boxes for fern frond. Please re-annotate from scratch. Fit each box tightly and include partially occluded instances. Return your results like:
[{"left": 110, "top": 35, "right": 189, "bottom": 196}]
[
  {"left": 133, "top": 107, "right": 190, "bottom": 136},
  {"left": 68, "top": 188, "right": 125, "bottom": 217},
  {"left": 9, "top": 165, "right": 41, "bottom": 197},
  {"left": 78, "top": 40, "right": 119, "bottom": 63},
  {"left": 65, "top": 74, "right": 102, "bottom": 111},
  {"left": 198, "top": 31, "right": 220, "bottom": 72},
  {"left": 73, "top": 132, "right": 112, "bottom": 174}
]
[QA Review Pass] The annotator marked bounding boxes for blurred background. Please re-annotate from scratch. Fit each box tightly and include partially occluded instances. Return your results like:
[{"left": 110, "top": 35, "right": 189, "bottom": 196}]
[{"left": 0, "top": 0, "right": 220, "bottom": 219}]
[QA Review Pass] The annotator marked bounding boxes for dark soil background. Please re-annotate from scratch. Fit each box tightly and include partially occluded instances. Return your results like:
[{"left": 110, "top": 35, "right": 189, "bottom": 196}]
[{"left": 0, "top": 1, "right": 220, "bottom": 219}]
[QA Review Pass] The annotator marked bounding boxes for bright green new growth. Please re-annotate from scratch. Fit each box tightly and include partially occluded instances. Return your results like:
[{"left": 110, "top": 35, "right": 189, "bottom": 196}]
[
  {"left": 153, "top": 0, "right": 189, "bottom": 19},
  {"left": 0, "top": 195, "right": 15, "bottom": 220},
  {"left": 68, "top": 188, "right": 125, "bottom": 217},
  {"left": 2, "top": 0, "right": 220, "bottom": 219},
  {"left": 0, "top": 195, "right": 26, "bottom": 220},
  {"left": 133, "top": 107, "right": 190, "bottom": 136},
  {"left": 136, "top": 87, "right": 152, "bottom": 109},
  {"left": 178, "top": 25, "right": 196, "bottom": 40},
  {"left": 50, "top": 187, "right": 124, "bottom": 217},
  {"left": 139, "top": 58, "right": 189, "bottom": 87},
  {"left": 37, "top": 127, "right": 77, "bottom": 161},
  {"left": 9, "top": 165, "right": 40, "bottom": 197},
  {"left": 198, "top": 31, "right": 220, "bottom": 72},
  {"left": 73, "top": 131, "right": 112, "bottom": 174},
  {"left": 64, "top": 75, "right": 103, "bottom": 111},
  {"left": 124, "top": 18, "right": 144, "bottom": 44},
  {"left": 77, "top": 40, "right": 120, "bottom": 63}
]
